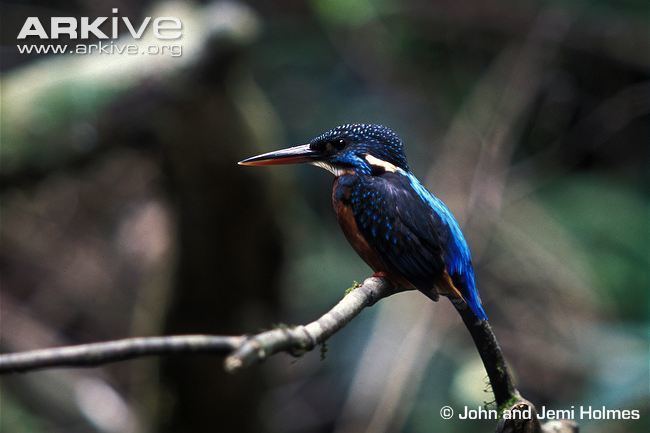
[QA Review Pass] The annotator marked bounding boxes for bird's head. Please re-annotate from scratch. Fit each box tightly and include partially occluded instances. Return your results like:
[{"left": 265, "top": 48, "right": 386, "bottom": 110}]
[{"left": 238, "top": 124, "right": 410, "bottom": 176}]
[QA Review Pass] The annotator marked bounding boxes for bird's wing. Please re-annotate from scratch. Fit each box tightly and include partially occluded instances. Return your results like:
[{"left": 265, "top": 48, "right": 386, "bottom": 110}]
[
  {"left": 350, "top": 172, "right": 447, "bottom": 292},
  {"left": 350, "top": 172, "right": 487, "bottom": 320}
]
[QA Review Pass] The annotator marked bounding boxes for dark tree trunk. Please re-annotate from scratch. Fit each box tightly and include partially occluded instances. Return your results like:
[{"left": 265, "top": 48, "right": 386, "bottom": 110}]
[{"left": 156, "top": 48, "right": 284, "bottom": 433}]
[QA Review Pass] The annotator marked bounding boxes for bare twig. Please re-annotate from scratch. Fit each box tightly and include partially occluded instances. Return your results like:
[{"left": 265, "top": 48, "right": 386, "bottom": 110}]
[
  {"left": 0, "top": 277, "right": 397, "bottom": 374},
  {"left": 0, "top": 335, "right": 243, "bottom": 373},
  {"left": 224, "top": 277, "right": 396, "bottom": 371}
]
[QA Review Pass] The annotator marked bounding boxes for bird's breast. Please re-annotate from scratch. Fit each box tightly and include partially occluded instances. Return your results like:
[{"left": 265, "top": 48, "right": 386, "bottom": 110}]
[{"left": 332, "top": 176, "right": 386, "bottom": 272}]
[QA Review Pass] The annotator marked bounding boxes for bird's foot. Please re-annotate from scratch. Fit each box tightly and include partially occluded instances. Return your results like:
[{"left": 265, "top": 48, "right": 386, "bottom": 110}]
[{"left": 369, "top": 272, "right": 416, "bottom": 298}]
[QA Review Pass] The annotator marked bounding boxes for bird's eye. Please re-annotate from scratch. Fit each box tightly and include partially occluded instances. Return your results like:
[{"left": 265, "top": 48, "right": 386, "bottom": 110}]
[{"left": 335, "top": 138, "right": 347, "bottom": 150}]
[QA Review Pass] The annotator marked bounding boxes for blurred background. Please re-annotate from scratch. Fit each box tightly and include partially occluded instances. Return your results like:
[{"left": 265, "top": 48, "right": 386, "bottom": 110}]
[{"left": 0, "top": 0, "right": 648, "bottom": 432}]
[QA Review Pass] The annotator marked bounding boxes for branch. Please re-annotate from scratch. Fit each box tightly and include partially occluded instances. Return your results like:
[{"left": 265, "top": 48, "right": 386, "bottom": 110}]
[
  {"left": 0, "top": 276, "right": 577, "bottom": 432},
  {"left": 0, "top": 277, "right": 397, "bottom": 374},
  {"left": 0, "top": 335, "right": 242, "bottom": 373},
  {"left": 455, "top": 305, "right": 518, "bottom": 409},
  {"left": 225, "top": 277, "right": 396, "bottom": 371}
]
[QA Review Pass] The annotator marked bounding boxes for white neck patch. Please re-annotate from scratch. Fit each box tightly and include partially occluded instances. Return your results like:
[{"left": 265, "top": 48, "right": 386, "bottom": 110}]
[
  {"left": 365, "top": 154, "right": 402, "bottom": 173},
  {"left": 311, "top": 161, "right": 353, "bottom": 176}
]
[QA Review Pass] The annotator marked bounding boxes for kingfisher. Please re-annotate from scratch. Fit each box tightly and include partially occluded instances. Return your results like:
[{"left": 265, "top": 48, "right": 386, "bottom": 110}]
[{"left": 239, "top": 124, "right": 487, "bottom": 321}]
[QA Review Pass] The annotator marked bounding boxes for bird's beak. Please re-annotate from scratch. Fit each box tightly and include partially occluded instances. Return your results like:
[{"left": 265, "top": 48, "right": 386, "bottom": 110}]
[{"left": 238, "top": 144, "right": 321, "bottom": 166}]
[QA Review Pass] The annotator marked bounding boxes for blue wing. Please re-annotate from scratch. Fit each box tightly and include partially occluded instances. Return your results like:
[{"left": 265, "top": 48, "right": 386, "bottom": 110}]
[{"left": 349, "top": 172, "right": 487, "bottom": 320}]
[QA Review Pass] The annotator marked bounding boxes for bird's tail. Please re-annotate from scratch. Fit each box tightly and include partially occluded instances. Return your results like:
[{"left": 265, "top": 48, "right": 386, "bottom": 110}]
[
  {"left": 453, "top": 270, "right": 488, "bottom": 321},
  {"left": 466, "top": 291, "right": 488, "bottom": 321}
]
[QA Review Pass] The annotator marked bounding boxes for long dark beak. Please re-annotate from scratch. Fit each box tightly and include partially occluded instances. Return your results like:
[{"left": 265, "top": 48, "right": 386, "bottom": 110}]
[{"left": 238, "top": 144, "right": 321, "bottom": 166}]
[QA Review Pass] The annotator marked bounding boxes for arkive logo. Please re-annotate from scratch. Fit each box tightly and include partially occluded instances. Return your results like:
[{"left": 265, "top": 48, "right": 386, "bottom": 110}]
[{"left": 17, "top": 8, "right": 182, "bottom": 40}]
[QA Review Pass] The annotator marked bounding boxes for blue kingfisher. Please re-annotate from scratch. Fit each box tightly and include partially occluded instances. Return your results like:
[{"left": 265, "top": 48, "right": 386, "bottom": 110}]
[{"left": 239, "top": 124, "right": 487, "bottom": 321}]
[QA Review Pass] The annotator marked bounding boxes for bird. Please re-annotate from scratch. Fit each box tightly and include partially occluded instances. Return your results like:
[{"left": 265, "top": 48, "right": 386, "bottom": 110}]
[{"left": 238, "top": 123, "right": 487, "bottom": 321}]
